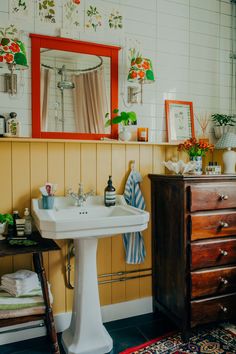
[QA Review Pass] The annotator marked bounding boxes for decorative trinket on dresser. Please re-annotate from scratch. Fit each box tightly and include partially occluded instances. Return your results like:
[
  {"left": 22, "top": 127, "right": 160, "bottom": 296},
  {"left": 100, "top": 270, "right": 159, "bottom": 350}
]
[{"left": 6, "top": 112, "right": 21, "bottom": 137}]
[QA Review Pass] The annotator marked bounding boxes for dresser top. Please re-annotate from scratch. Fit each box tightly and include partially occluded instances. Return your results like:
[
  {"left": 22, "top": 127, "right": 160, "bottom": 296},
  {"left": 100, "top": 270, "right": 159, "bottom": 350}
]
[{"left": 148, "top": 174, "right": 236, "bottom": 181}]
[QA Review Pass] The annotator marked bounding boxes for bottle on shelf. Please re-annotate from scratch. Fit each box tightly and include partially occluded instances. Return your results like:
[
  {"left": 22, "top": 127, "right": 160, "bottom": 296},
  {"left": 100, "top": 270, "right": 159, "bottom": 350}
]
[
  {"left": 104, "top": 176, "right": 116, "bottom": 207},
  {"left": 23, "top": 208, "right": 32, "bottom": 236},
  {"left": 12, "top": 210, "right": 20, "bottom": 237}
]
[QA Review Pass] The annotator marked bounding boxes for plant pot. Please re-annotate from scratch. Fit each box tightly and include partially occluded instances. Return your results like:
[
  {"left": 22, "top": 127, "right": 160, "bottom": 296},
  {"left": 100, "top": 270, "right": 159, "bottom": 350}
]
[
  {"left": 190, "top": 156, "right": 203, "bottom": 175},
  {"left": 0, "top": 222, "right": 7, "bottom": 240},
  {"left": 119, "top": 126, "right": 131, "bottom": 142},
  {"left": 213, "top": 126, "right": 235, "bottom": 139}
]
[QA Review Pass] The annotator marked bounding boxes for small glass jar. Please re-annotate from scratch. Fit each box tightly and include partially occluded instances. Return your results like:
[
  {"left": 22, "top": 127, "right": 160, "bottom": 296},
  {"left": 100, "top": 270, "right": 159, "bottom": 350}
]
[{"left": 137, "top": 127, "right": 148, "bottom": 142}]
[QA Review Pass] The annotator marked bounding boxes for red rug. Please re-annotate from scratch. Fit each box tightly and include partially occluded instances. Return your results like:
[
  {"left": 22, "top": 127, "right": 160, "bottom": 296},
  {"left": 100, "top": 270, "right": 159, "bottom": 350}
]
[{"left": 120, "top": 326, "right": 236, "bottom": 353}]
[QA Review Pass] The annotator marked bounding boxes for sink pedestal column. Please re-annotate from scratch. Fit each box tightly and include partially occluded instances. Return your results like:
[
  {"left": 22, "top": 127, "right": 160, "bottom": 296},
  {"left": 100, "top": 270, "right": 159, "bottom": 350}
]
[{"left": 62, "top": 238, "right": 113, "bottom": 354}]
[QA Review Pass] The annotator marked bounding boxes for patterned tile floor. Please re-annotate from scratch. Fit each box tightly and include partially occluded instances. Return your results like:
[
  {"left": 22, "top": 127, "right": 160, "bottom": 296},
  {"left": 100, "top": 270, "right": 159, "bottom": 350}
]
[{"left": 0, "top": 312, "right": 176, "bottom": 354}]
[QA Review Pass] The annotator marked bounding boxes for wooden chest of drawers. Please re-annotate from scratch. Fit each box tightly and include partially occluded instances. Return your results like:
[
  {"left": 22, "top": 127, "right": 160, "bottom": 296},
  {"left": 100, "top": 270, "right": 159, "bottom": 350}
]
[{"left": 148, "top": 174, "right": 236, "bottom": 335}]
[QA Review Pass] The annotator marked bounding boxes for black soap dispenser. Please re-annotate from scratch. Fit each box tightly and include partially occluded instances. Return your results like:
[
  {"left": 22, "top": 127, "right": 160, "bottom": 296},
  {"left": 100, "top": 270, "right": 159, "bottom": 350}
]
[{"left": 104, "top": 176, "right": 116, "bottom": 207}]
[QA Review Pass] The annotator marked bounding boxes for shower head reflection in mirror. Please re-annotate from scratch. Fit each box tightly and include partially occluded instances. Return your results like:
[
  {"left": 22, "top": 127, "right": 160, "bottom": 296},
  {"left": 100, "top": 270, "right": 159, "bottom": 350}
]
[
  {"left": 31, "top": 34, "right": 120, "bottom": 140},
  {"left": 40, "top": 50, "right": 109, "bottom": 134}
]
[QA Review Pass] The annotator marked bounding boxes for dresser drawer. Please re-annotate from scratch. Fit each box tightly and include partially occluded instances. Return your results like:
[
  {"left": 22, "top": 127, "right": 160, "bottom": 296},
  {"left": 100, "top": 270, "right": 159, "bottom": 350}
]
[
  {"left": 191, "top": 266, "right": 236, "bottom": 299},
  {"left": 191, "top": 293, "right": 236, "bottom": 327},
  {"left": 191, "top": 238, "right": 236, "bottom": 270},
  {"left": 191, "top": 212, "right": 236, "bottom": 241},
  {"left": 189, "top": 183, "right": 236, "bottom": 212}
]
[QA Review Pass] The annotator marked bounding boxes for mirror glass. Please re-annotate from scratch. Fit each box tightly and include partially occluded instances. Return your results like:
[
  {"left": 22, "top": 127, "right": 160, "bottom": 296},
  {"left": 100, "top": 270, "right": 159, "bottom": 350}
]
[
  {"left": 31, "top": 34, "right": 120, "bottom": 140},
  {"left": 40, "top": 49, "right": 111, "bottom": 134}
]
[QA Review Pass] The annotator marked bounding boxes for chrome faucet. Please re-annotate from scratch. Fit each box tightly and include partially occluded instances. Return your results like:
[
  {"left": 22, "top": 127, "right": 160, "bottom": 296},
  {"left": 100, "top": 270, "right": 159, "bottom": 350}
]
[{"left": 67, "top": 183, "right": 94, "bottom": 207}]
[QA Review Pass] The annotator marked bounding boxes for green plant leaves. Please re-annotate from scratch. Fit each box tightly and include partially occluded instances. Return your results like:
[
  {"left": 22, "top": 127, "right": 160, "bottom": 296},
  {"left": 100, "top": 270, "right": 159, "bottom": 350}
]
[
  {"left": 1, "top": 38, "right": 10, "bottom": 46},
  {"left": 0, "top": 213, "right": 13, "bottom": 225},
  {"left": 105, "top": 109, "right": 137, "bottom": 127},
  {"left": 14, "top": 52, "right": 27, "bottom": 66},
  {"left": 211, "top": 113, "right": 236, "bottom": 126}
]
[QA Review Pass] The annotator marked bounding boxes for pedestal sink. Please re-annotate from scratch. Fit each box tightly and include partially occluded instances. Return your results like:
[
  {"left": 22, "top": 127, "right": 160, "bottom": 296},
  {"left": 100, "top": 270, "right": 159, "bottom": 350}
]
[{"left": 32, "top": 195, "right": 149, "bottom": 354}]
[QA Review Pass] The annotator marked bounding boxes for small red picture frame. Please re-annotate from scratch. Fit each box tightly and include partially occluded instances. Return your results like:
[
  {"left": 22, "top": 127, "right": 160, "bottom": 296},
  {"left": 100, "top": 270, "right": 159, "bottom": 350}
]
[{"left": 165, "top": 100, "right": 195, "bottom": 142}]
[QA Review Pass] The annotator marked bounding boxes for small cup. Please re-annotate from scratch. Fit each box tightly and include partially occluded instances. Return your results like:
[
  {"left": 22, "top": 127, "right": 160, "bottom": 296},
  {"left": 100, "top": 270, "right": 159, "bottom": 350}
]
[{"left": 42, "top": 195, "right": 55, "bottom": 209}]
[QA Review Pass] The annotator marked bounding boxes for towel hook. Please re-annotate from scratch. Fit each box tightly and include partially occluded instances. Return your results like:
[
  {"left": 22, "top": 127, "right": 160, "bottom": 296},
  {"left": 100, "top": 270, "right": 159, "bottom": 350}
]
[{"left": 130, "top": 160, "right": 135, "bottom": 171}]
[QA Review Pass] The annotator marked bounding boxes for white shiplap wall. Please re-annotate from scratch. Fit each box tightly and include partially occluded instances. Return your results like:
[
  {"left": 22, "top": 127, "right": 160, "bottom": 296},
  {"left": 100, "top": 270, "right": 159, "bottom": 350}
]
[{"left": 0, "top": 0, "right": 235, "bottom": 142}]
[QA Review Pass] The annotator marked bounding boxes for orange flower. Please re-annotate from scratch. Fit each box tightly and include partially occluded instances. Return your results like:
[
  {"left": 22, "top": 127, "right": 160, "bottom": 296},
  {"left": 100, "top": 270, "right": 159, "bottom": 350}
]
[
  {"left": 9, "top": 42, "right": 20, "bottom": 53},
  {"left": 130, "top": 71, "right": 137, "bottom": 79},
  {"left": 178, "top": 138, "right": 214, "bottom": 157},
  {"left": 4, "top": 53, "right": 14, "bottom": 63},
  {"left": 138, "top": 71, "right": 145, "bottom": 79},
  {"left": 142, "top": 61, "right": 150, "bottom": 70}
]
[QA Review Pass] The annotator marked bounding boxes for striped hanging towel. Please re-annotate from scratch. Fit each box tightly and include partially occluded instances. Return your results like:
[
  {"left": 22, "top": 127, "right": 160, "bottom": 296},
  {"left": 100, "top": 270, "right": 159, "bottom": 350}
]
[{"left": 122, "top": 169, "right": 146, "bottom": 264}]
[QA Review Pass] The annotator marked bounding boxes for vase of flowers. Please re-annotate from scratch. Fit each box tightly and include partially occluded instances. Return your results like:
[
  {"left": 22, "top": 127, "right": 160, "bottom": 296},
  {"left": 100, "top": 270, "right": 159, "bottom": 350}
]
[{"left": 178, "top": 138, "right": 214, "bottom": 175}]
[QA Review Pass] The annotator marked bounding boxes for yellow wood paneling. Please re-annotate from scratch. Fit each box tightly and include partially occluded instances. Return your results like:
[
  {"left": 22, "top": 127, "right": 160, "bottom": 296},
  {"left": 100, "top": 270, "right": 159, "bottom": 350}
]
[
  {"left": 12, "top": 142, "right": 32, "bottom": 271},
  {"left": 47, "top": 143, "right": 66, "bottom": 314},
  {"left": 153, "top": 146, "right": 165, "bottom": 174},
  {"left": 80, "top": 143, "right": 97, "bottom": 192},
  {"left": 97, "top": 144, "right": 112, "bottom": 305},
  {"left": 111, "top": 145, "right": 126, "bottom": 304},
  {"left": 0, "top": 142, "right": 13, "bottom": 277},
  {"left": 65, "top": 143, "right": 81, "bottom": 193},
  {"left": 139, "top": 145, "right": 153, "bottom": 298}
]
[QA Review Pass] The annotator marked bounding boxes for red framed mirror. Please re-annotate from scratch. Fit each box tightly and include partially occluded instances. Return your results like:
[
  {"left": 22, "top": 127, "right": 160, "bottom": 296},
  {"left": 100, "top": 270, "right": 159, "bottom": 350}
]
[{"left": 30, "top": 34, "right": 120, "bottom": 140}]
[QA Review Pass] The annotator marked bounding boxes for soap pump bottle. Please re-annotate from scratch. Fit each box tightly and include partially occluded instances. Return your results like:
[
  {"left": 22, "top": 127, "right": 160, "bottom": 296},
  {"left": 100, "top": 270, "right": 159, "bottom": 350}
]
[
  {"left": 104, "top": 176, "right": 116, "bottom": 207},
  {"left": 23, "top": 208, "right": 32, "bottom": 236}
]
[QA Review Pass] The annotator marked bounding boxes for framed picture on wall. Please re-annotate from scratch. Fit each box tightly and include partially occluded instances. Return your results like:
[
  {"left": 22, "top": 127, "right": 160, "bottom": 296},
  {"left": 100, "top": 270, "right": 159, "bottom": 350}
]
[{"left": 165, "top": 100, "right": 195, "bottom": 142}]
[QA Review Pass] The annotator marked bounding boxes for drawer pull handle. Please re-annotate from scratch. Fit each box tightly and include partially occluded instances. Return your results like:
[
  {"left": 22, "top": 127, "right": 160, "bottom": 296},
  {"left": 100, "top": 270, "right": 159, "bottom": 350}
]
[
  {"left": 219, "top": 221, "right": 229, "bottom": 228},
  {"left": 219, "top": 249, "right": 228, "bottom": 256},
  {"left": 220, "top": 305, "right": 228, "bottom": 313},
  {"left": 219, "top": 194, "right": 229, "bottom": 200},
  {"left": 219, "top": 277, "right": 228, "bottom": 285}
]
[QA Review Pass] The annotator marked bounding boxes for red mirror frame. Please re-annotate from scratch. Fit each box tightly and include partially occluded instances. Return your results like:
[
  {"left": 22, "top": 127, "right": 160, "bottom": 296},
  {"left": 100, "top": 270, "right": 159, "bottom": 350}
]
[{"left": 30, "top": 34, "right": 120, "bottom": 140}]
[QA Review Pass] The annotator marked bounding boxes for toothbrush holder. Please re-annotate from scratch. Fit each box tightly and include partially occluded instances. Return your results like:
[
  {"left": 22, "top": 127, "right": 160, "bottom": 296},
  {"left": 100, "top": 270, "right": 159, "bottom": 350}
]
[{"left": 42, "top": 195, "right": 55, "bottom": 209}]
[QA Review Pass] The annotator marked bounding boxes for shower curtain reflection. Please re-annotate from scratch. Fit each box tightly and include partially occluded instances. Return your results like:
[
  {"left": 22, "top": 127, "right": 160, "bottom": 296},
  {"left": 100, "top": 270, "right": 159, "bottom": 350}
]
[
  {"left": 72, "top": 66, "right": 108, "bottom": 134},
  {"left": 40, "top": 67, "right": 51, "bottom": 131},
  {"left": 40, "top": 65, "right": 108, "bottom": 134}
]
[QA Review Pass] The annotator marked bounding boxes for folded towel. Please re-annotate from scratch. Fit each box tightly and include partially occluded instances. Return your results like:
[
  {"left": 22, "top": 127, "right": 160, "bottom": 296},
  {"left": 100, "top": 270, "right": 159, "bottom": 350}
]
[
  {"left": 2, "top": 269, "right": 39, "bottom": 287},
  {"left": 1, "top": 270, "right": 40, "bottom": 297},
  {"left": 0, "top": 306, "right": 45, "bottom": 319},
  {"left": 1, "top": 282, "right": 41, "bottom": 297},
  {"left": 123, "top": 169, "right": 146, "bottom": 264},
  {"left": 0, "top": 285, "right": 53, "bottom": 309}
]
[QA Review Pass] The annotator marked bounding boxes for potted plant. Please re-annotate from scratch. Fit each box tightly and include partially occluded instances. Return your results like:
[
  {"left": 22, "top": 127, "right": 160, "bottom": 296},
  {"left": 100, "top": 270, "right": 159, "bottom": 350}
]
[
  {"left": 105, "top": 109, "right": 137, "bottom": 141},
  {"left": 211, "top": 113, "right": 236, "bottom": 138},
  {"left": 0, "top": 213, "right": 13, "bottom": 239}
]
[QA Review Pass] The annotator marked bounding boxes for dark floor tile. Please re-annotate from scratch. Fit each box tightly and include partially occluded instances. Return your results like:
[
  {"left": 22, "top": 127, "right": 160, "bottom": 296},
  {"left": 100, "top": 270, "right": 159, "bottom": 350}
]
[
  {"left": 104, "top": 311, "right": 162, "bottom": 332},
  {"left": 0, "top": 335, "right": 59, "bottom": 354},
  {"left": 137, "top": 318, "right": 177, "bottom": 341},
  {"left": 0, "top": 313, "right": 169, "bottom": 354},
  {"left": 107, "top": 326, "right": 147, "bottom": 354}
]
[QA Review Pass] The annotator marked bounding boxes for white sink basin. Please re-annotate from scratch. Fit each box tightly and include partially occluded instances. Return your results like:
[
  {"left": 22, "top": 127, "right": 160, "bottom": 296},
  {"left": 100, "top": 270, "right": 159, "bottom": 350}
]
[
  {"left": 32, "top": 194, "right": 149, "bottom": 354},
  {"left": 32, "top": 195, "right": 149, "bottom": 239}
]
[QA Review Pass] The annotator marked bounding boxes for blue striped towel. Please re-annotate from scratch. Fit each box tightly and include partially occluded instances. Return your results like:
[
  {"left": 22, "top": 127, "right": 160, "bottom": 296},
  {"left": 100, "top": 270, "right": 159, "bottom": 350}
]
[{"left": 122, "top": 169, "right": 146, "bottom": 264}]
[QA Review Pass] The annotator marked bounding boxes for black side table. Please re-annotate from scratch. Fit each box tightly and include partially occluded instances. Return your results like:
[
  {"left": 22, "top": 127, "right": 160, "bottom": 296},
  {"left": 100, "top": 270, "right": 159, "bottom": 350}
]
[{"left": 0, "top": 232, "right": 61, "bottom": 354}]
